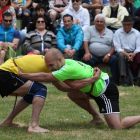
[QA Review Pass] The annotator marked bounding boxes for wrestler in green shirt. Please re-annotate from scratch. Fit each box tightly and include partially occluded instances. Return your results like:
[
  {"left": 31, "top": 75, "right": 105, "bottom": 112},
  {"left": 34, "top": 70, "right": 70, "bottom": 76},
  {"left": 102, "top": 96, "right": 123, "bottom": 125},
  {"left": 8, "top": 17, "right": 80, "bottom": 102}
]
[{"left": 52, "top": 59, "right": 109, "bottom": 97}]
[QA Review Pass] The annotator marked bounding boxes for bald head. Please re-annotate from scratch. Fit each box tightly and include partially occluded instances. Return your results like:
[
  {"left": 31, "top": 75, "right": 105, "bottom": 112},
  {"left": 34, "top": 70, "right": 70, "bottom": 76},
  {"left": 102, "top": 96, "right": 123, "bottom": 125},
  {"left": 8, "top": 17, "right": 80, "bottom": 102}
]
[
  {"left": 45, "top": 48, "right": 65, "bottom": 71},
  {"left": 45, "top": 48, "right": 64, "bottom": 60}
]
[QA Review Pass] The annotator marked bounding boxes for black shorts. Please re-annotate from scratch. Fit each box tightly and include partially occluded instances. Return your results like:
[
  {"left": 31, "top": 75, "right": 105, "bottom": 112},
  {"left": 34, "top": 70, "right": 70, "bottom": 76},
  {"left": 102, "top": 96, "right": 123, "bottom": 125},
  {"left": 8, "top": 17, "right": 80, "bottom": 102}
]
[
  {"left": 0, "top": 69, "right": 28, "bottom": 98},
  {"left": 85, "top": 82, "right": 120, "bottom": 114}
]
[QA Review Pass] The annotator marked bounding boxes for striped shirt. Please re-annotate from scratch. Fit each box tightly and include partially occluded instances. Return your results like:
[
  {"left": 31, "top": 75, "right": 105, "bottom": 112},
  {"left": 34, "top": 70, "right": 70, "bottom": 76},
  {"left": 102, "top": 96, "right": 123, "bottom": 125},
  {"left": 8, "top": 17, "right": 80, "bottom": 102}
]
[{"left": 24, "top": 30, "right": 57, "bottom": 54}]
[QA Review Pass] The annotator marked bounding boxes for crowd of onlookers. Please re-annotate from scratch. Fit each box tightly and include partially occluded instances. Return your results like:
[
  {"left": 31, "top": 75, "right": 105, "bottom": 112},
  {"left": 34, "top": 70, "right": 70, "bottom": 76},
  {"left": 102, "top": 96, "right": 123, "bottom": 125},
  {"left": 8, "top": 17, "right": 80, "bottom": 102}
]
[{"left": 0, "top": 0, "right": 140, "bottom": 87}]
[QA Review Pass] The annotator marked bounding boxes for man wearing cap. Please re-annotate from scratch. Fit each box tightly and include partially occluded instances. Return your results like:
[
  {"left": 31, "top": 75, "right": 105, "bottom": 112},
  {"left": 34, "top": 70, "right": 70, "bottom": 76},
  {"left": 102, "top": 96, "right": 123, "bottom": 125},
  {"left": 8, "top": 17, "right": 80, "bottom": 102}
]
[{"left": 113, "top": 15, "right": 140, "bottom": 86}]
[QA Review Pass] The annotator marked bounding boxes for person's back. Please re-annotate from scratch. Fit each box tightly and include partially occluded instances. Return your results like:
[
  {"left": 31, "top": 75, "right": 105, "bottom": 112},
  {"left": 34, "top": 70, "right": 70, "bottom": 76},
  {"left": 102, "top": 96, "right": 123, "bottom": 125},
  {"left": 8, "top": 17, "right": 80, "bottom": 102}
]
[
  {"left": 0, "top": 55, "right": 51, "bottom": 75},
  {"left": 52, "top": 59, "right": 109, "bottom": 96}
]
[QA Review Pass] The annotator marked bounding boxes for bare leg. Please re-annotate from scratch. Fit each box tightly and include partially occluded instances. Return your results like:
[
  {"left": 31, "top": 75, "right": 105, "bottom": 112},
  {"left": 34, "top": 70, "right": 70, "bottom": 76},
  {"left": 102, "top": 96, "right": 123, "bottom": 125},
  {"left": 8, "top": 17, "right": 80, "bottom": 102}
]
[
  {"left": 0, "top": 99, "right": 29, "bottom": 127},
  {"left": 50, "top": 11, "right": 57, "bottom": 23},
  {"left": 67, "top": 90, "right": 105, "bottom": 124},
  {"left": 105, "top": 113, "right": 140, "bottom": 129},
  {"left": 28, "top": 97, "right": 50, "bottom": 133},
  {"left": 0, "top": 50, "right": 5, "bottom": 65},
  {"left": 0, "top": 81, "right": 49, "bottom": 133}
]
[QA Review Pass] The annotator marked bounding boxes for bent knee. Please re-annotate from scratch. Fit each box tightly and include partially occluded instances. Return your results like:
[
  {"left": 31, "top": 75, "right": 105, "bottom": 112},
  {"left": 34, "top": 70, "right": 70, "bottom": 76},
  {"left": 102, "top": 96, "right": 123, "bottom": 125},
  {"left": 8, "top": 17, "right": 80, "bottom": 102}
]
[
  {"left": 0, "top": 50, "right": 5, "bottom": 58},
  {"left": 24, "top": 12, "right": 29, "bottom": 16}
]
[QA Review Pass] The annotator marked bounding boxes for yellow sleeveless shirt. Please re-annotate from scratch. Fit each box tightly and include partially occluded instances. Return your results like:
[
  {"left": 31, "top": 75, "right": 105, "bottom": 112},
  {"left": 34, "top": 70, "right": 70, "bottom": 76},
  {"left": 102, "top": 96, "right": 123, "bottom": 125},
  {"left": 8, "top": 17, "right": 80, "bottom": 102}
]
[{"left": 0, "top": 55, "right": 51, "bottom": 75}]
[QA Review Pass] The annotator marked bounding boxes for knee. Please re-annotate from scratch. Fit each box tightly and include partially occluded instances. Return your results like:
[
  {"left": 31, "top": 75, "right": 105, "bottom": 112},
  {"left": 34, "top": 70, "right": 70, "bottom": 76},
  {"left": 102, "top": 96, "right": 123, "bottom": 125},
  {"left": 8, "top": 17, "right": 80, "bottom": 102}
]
[
  {"left": 60, "top": 12, "right": 63, "bottom": 17},
  {"left": 118, "top": 53, "right": 125, "bottom": 59},
  {"left": 94, "top": 9, "right": 101, "bottom": 16},
  {"left": 23, "top": 12, "right": 29, "bottom": 16},
  {"left": 0, "top": 50, "right": 5, "bottom": 58},
  {"left": 50, "top": 11, "right": 57, "bottom": 17}
]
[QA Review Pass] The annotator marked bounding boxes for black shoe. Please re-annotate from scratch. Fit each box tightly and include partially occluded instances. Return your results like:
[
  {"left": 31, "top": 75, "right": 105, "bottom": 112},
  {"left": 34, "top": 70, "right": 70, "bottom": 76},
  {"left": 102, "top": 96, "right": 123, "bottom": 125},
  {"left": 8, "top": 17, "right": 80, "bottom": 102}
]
[
  {"left": 121, "top": 76, "right": 128, "bottom": 87},
  {"left": 122, "top": 83, "right": 128, "bottom": 87}
]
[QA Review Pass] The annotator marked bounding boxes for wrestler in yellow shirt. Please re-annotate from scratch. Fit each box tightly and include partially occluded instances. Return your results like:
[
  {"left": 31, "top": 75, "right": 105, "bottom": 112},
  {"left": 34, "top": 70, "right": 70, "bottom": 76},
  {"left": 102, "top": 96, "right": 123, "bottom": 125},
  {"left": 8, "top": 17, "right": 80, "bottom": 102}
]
[{"left": 0, "top": 55, "right": 51, "bottom": 75}]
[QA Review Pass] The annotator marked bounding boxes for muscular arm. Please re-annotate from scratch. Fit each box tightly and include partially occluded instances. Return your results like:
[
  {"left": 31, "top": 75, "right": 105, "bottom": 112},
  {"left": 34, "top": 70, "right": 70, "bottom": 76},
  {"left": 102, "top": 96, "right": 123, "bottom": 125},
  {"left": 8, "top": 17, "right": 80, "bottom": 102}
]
[
  {"left": 19, "top": 72, "right": 59, "bottom": 82},
  {"left": 19, "top": 68, "right": 101, "bottom": 89},
  {"left": 64, "top": 68, "right": 101, "bottom": 89}
]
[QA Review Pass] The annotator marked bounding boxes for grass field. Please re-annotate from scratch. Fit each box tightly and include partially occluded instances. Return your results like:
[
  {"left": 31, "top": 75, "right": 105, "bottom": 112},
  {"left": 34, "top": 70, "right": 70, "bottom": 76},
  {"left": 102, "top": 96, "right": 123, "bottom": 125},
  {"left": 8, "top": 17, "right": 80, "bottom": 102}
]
[{"left": 0, "top": 83, "right": 140, "bottom": 140}]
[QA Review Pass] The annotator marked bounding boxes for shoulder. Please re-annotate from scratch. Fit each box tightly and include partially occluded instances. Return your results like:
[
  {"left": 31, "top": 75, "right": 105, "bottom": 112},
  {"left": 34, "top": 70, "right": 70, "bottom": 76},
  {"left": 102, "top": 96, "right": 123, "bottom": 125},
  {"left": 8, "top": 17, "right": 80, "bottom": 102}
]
[
  {"left": 105, "top": 27, "right": 113, "bottom": 35},
  {"left": 114, "top": 27, "right": 123, "bottom": 35},
  {"left": 119, "top": 5, "right": 127, "bottom": 11},
  {"left": 103, "top": 5, "right": 110, "bottom": 10},
  {"left": 131, "top": 28, "right": 140, "bottom": 35}
]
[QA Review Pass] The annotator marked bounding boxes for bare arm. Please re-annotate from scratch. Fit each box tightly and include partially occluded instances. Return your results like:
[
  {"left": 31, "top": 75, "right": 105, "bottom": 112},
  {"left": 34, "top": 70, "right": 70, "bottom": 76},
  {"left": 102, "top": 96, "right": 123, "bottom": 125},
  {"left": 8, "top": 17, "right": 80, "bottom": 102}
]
[
  {"left": 63, "top": 67, "right": 101, "bottom": 89},
  {"left": 19, "top": 70, "right": 59, "bottom": 82}
]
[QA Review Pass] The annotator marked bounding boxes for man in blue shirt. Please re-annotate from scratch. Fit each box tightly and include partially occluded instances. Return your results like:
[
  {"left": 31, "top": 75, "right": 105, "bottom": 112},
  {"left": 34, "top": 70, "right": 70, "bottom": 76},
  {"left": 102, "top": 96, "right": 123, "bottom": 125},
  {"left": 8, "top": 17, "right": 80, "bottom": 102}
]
[
  {"left": 57, "top": 14, "right": 84, "bottom": 61},
  {"left": 0, "top": 12, "right": 20, "bottom": 65}
]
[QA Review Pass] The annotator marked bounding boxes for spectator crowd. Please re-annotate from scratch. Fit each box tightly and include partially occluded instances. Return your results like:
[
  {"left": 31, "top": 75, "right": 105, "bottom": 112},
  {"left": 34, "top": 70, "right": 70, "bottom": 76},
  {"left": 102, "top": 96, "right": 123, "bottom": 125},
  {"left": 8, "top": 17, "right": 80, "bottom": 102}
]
[{"left": 0, "top": 0, "right": 140, "bottom": 87}]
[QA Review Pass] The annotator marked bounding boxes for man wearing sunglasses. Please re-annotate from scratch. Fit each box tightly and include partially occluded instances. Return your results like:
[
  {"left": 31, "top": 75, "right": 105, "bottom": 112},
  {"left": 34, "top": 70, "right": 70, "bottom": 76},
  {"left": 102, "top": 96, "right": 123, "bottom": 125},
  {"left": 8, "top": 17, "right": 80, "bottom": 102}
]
[
  {"left": 0, "top": 12, "right": 20, "bottom": 64},
  {"left": 60, "top": 0, "right": 90, "bottom": 32}
]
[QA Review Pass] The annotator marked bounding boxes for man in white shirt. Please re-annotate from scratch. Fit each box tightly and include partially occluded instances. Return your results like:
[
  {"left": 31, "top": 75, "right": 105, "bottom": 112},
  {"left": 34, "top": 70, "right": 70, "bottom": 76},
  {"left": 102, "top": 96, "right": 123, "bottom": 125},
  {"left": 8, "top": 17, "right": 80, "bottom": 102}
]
[
  {"left": 60, "top": 0, "right": 90, "bottom": 32},
  {"left": 114, "top": 16, "right": 140, "bottom": 86}
]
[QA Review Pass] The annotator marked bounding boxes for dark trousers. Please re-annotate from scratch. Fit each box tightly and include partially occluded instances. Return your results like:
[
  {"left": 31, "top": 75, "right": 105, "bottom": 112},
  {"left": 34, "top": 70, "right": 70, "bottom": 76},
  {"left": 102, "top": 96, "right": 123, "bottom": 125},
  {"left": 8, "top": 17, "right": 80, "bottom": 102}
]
[{"left": 83, "top": 54, "right": 120, "bottom": 84}]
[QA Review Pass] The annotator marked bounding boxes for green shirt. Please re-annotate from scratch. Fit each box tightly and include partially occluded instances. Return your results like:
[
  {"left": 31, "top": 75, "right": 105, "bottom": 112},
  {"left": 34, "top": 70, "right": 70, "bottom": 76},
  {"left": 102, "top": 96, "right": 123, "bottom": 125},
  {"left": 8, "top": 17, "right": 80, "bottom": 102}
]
[{"left": 52, "top": 59, "right": 109, "bottom": 96}]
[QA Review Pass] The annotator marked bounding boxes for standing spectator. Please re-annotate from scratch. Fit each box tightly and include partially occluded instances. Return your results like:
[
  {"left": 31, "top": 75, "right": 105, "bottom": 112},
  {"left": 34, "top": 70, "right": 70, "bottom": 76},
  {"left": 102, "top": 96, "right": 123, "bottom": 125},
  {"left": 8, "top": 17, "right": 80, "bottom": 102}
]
[
  {"left": 49, "top": 0, "right": 69, "bottom": 23},
  {"left": 57, "top": 14, "right": 84, "bottom": 60},
  {"left": 11, "top": 0, "right": 32, "bottom": 30},
  {"left": 83, "top": 14, "right": 119, "bottom": 85},
  {"left": 113, "top": 16, "right": 140, "bottom": 86},
  {"left": 0, "top": 12, "right": 20, "bottom": 64},
  {"left": 102, "top": 0, "right": 129, "bottom": 32},
  {"left": 27, "top": 4, "right": 56, "bottom": 34},
  {"left": 61, "top": 0, "right": 90, "bottom": 32},
  {"left": 24, "top": 15, "right": 57, "bottom": 55}
]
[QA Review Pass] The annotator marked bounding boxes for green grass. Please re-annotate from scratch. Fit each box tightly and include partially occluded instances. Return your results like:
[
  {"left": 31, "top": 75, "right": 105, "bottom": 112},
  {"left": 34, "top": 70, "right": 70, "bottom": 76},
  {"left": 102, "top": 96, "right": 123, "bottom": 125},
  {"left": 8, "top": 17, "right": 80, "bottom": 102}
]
[{"left": 0, "top": 83, "right": 140, "bottom": 140}]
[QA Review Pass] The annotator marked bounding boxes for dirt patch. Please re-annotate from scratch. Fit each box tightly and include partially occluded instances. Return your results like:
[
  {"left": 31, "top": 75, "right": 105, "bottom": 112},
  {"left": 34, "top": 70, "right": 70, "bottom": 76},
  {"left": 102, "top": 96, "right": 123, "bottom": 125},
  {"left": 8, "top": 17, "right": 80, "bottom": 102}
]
[
  {"left": 119, "top": 92, "right": 130, "bottom": 96},
  {"left": 53, "top": 131, "right": 67, "bottom": 135}
]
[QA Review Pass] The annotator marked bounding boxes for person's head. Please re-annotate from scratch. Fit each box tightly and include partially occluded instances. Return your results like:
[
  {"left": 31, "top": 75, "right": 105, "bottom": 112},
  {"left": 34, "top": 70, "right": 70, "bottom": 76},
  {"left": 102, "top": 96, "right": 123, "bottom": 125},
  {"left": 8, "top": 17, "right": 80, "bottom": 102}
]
[
  {"left": 45, "top": 48, "right": 65, "bottom": 71},
  {"left": 72, "top": 0, "right": 81, "bottom": 11},
  {"left": 0, "top": 0, "right": 11, "bottom": 8},
  {"left": 122, "top": 16, "right": 134, "bottom": 33},
  {"left": 125, "top": 0, "right": 133, "bottom": 4},
  {"left": 109, "top": 0, "right": 119, "bottom": 8},
  {"left": 35, "top": 4, "right": 47, "bottom": 16},
  {"left": 94, "top": 14, "right": 105, "bottom": 31},
  {"left": 2, "top": 12, "right": 12, "bottom": 28},
  {"left": 63, "top": 14, "right": 73, "bottom": 30},
  {"left": 33, "top": 15, "right": 47, "bottom": 30}
]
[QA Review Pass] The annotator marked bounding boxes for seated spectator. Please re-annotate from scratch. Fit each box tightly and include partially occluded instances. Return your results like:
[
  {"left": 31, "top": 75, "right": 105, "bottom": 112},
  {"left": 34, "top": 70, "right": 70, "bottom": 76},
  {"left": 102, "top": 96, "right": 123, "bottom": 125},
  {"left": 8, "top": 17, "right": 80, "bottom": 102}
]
[
  {"left": 102, "top": 0, "right": 129, "bottom": 32},
  {"left": 57, "top": 14, "right": 84, "bottom": 61},
  {"left": 49, "top": 0, "right": 69, "bottom": 23},
  {"left": 123, "top": 0, "right": 140, "bottom": 31},
  {"left": 0, "top": 0, "right": 17, "bottom": 29},
  {"left": 11, "top": 0, "right": 32, "bottom": 30},
  {"left": 113, "top": 16, "right": 140, "bottom": 87},
  {"left": 133, "top": 0, "right": 140, "bottom": 8},
  {"left": 81, "top": 0, "right": 102, "bottom": 18},
  {"left": 82, "top": 14, "right": 119, "bottom": 85},
  {"left": 61, "top": 0, "right": 90, "bottom": 32},
  {"left": 24, "top": 15, "right": 57, "bottom": 55},
  {"left": 133, "top": 6, "right": 140, "bottom": 31},
  {"left": 101, "top": 0, "right": 124, "bottom": 8},
  {"left": 0, "top": 12, "right": 20, "bottom": 64},
  {"left": 31, "top": 0, "right": 49, "bottom": 17},
  {"left": 27, "top": 4, "right": 56, "bottom": 34}
]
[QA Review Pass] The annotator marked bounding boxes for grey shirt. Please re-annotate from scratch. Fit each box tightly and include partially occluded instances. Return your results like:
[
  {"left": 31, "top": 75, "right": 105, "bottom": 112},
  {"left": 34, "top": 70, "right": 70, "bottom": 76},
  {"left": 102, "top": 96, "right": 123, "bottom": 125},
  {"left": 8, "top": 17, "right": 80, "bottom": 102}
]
[{"left": 84, "top": 25, "right": 114, "bottom": 57}]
